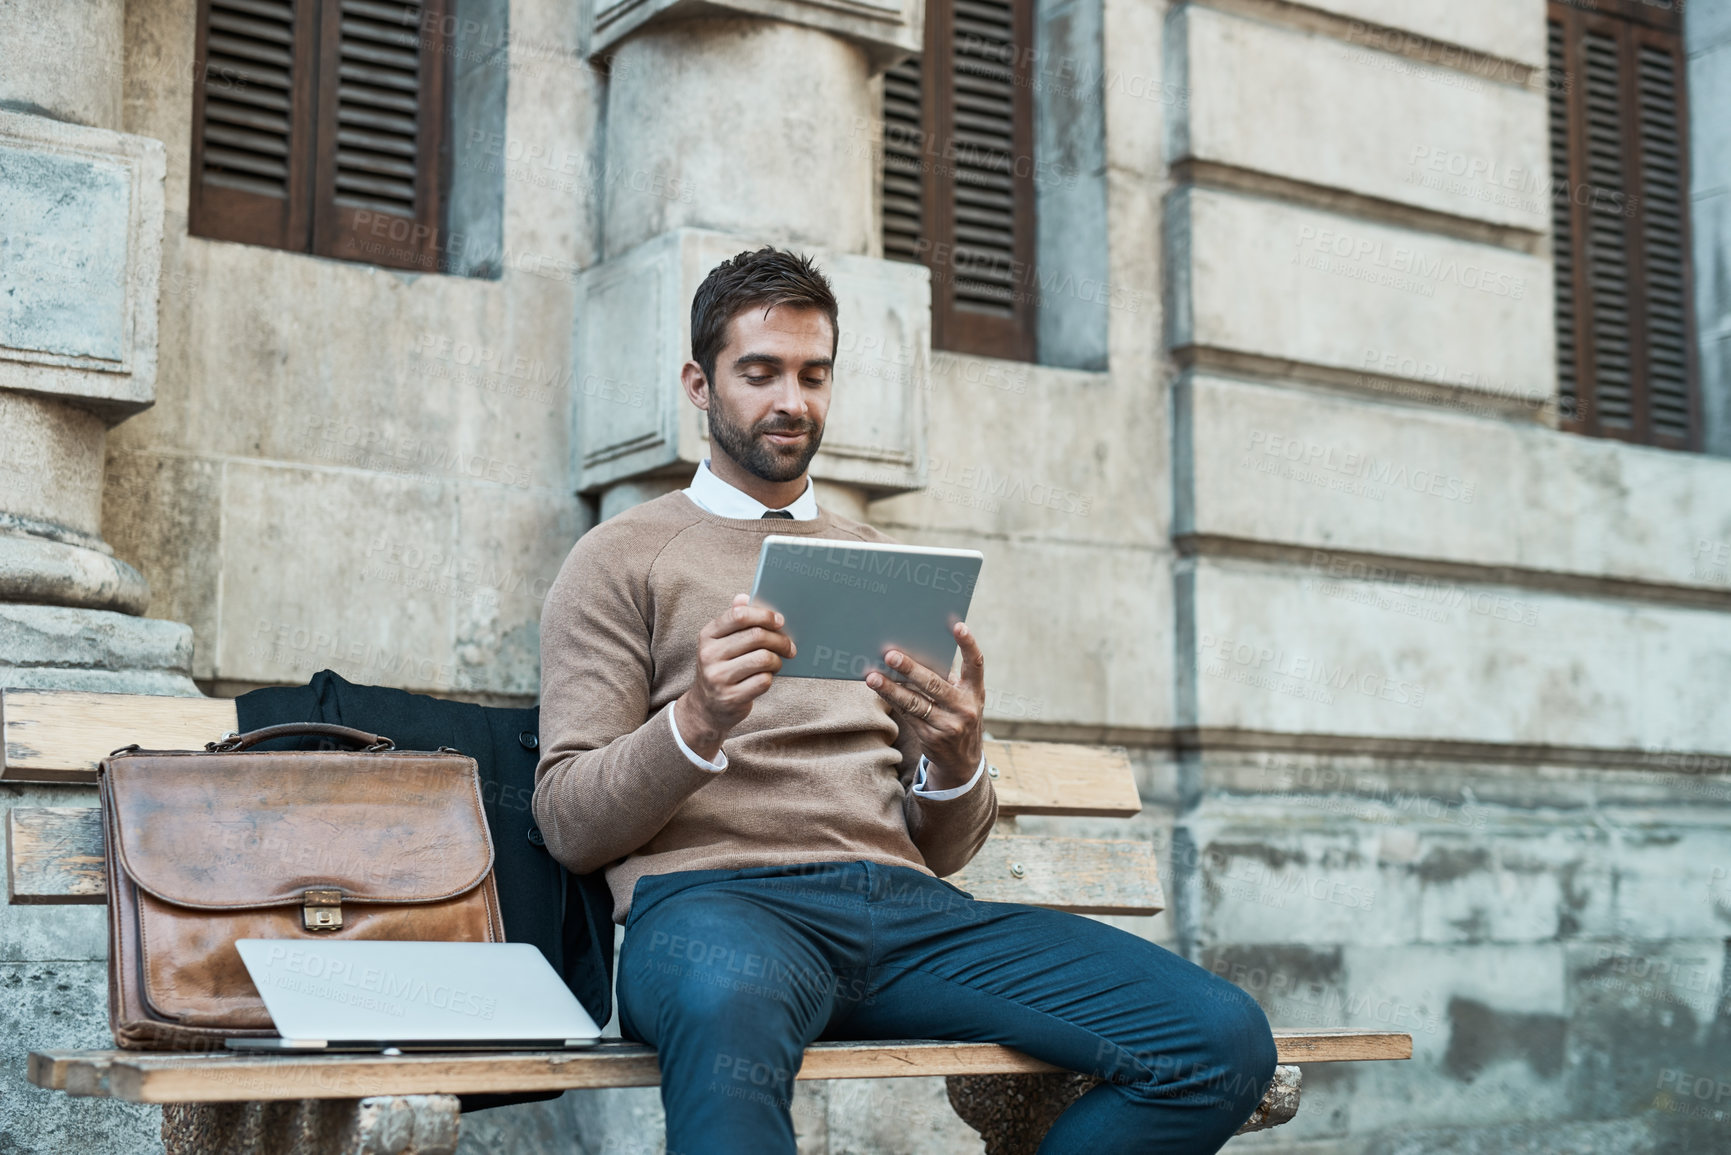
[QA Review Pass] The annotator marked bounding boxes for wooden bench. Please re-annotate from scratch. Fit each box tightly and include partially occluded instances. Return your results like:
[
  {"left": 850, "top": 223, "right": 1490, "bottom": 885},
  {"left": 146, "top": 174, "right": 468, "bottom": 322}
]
[{"left": 5, "top": 688, "right": 1411, "bottom": 1154}]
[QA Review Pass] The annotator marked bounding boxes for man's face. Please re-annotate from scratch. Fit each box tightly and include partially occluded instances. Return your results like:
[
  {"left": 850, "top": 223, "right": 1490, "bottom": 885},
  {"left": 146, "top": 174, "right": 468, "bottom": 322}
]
[{"left": 703, "top": 304, "right": 834, "bottom": 483}]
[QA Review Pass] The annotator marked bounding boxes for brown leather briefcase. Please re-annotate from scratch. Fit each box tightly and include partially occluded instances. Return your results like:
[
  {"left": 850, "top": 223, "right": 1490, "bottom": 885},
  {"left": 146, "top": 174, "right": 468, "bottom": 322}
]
[{"left": 99, "top": 722, "right": 506, "bottom": 1050}]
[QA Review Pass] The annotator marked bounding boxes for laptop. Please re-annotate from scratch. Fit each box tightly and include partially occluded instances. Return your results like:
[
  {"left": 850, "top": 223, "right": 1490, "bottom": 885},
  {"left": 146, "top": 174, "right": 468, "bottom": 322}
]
[
  {"left": 226, "top": 939, "right": 604, "bottom": 1052},
  {"left": 750, "top": 536, "right": 984, "bottom": 681}
]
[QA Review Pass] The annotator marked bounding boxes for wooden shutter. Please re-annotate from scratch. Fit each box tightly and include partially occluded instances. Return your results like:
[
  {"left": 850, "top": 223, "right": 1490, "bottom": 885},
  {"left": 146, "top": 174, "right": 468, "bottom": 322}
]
[
  {"left": 188, "top": 0, "right": 448, "bottom": 271},
  {"left": 312, "top": 0, "right": 448, "bottom": 271},
  {"left": 882, "top": 58, "right": 925, "bottom": 264},
  {"left": 189, "top": 0, "right": 318, "bottom": 250},
  {"left": 1547, "top": 0, "right": 1696, "bottom": 449},
  {"left": 881, "top": 0, "right": 1037, "bottom": 362}
]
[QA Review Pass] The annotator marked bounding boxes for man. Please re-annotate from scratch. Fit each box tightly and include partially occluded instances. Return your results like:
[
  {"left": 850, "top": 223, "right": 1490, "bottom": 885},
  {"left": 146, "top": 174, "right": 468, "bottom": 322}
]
[{"left": 533, "top": 247, "right": 1276, "bottom": 1154}]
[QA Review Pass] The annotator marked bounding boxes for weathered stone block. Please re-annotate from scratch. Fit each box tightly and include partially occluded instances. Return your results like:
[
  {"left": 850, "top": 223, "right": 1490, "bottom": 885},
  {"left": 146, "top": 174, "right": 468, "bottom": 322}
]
[
  {"left": 1563, "top": 937, "right": 1729, "bottom": 1129},
  {"left": 0, "top": 530, "right": 150, "bottom": 615},
  {"left": 0, "top": 0, "right": 126, "bottom": 129},
  {"left": 584, "top": 0, "right": 920, "bottom": 69},
  {"left": 0, "top": 604, "right": 197, "bottom": 696},
  {"left": 599, "top": 18, "right": 875, "bottom": 257},
  {"left": 1035, "top": 0, "right": 1110, "bottom": 370},
  {"left": 0, "top": 109, "right": 165, "bottom": 416},
  {"left": 1294, "top": 0, "right": 1547, "bottom": 69},
  {"left": 924, "top": 532, "right": 1172, "bottom": 736},
  {"left": 1598, "top": 821, "right": 1731, "bottom": 942},
  {"left": 450, "top": 485, "right": 586, "bottom": 698},
  {"left": 827, "top": 1076, "right": 985, "bottom": 1152},
  {"left": 216, "top": 462, "right": 453, "bottom": 690},
  {"left": 1178, "top": 373, "right": 1731, "bottom": 593},
  {"left": 0, "top": 391, "right": 109, "bottom": 538},
  {"left": 1688, "top": 41, "right": 1731, "bottom": 200},
  {"left": 573, "top": 228, "right": 930, "bottom": 496},
  {"left": 1314, "top": 943, "right": 1569, "bottom": 1135},
  {"left": 451, "top": 1092, "right": 586, "bottom": 1155},
  {"left": 216, "top": 461, "right": 569, "bottom": 697},
  {"left": 565, "top": 1086, "right": 665, "bottom": 1155},
  {"left": 1175, "top": 816, "right": 1405, "bottom": 948},
  {"left": 162, "top": 1095, "right": 459, "bottom": 1155},
  {"left": 0, "top": 960, "right": 160, "bottom": 1155},
  {"left": 1177, "top": 798, "right": 1633, "bottom": 950},
  {"left": 1407, "top": 825, "right": 1614, "bottom": 945},
  {"left": 101, "top": 450, "right": 225, "bottom": 677},
  {"left": 1689, "top": 0, "right": 1731, "bottom": 50},
  {"left": 869, "top": 359, "right": 1152, "bottom": 547},
  {"left": 1167, "top": 5, "right": 1548, "bottom": 230},
  {"left": 1181, "top": 558, "right": 1731, "bottom": 751},
  {"left": 1166, "top": 187, "right": 1553, "bottom": 396},
  {"left": 1689, "top": 20, "right": 1731, "bottom": 459},
  {"left": 1360, "top": 1115, "right": 1718, "bottom": 1153},
  {"left": 1195, "top": 941, "right": 1581, "bottom": 1141}
]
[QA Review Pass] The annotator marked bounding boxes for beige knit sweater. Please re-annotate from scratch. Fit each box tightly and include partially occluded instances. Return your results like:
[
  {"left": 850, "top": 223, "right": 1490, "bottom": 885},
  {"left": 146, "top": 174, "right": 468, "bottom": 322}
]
[{"left": 532, "top": 491, "right": 999, "bottom": 924}]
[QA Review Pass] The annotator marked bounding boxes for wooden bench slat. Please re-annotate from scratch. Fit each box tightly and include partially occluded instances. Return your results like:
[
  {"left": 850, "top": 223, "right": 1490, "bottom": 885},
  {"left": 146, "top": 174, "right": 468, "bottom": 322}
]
[
  {"left": 6, "top": 810, "right": 1164, "bottom": 915},
  {"left": 1, "top": 690, "right": 237, "bottom": 783},
  {"left": 984, "top": 740, "right": 1142, "bottom": 817},
  {"left": 7, "top": 807, "right": 105, "bottom": 904},
  {"left": 0, "top": 692, "right": 1143, "bottom": 819},
  {"left": 30, "top": 1032, "right": 1410, "bottom": 1102},
  {"left": 950, "top": 836, "right": 1165, "bottom": 915}
]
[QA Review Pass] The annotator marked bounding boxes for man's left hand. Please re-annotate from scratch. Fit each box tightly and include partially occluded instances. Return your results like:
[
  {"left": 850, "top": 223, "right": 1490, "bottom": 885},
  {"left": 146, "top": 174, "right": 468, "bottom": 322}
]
[{"left": 865, "top": 621, "right": 985, "bottom": 792}]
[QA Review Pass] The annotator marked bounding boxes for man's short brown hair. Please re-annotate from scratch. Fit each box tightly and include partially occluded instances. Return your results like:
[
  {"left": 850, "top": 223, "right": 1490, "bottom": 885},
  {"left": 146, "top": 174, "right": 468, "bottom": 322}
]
[{"left": 690, "top": 248, "right": 839, "bottom": 386}]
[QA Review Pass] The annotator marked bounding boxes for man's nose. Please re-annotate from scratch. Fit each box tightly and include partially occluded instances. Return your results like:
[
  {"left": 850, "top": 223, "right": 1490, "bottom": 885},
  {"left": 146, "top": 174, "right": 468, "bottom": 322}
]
[{"left": 770, "top": 375, "right": 809, "bottom": 416}]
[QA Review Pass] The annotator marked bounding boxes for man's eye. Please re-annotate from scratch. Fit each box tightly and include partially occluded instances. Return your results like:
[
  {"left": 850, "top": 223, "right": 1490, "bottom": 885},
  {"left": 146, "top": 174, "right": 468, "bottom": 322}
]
[{"left": 746, "top": 375, "right": 773, "bottom": 385}]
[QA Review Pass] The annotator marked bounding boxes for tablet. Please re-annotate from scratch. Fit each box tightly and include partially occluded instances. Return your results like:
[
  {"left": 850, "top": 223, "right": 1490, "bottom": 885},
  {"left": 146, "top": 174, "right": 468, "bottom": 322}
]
[{"left": 749, "top": 536, "right": 984, "bottom": 681}]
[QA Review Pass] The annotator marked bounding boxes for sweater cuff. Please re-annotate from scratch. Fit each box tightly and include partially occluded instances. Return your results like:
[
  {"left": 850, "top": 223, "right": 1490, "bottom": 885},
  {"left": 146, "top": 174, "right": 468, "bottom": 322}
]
[
  {"left": 908, "top": 753, "right": 997, "bottom": 847},
  {"left": 667, "top": 700, "right": 729, "bottom": 772},
  {"left": 911, "top": 752, "right": 986, "bottom": 800}
]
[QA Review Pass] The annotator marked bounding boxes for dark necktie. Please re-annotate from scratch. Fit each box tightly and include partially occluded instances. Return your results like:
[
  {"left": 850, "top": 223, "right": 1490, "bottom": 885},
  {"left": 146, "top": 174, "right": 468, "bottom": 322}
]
[{"left": 761, "top": 510, "right": 795, "bottom": 519}]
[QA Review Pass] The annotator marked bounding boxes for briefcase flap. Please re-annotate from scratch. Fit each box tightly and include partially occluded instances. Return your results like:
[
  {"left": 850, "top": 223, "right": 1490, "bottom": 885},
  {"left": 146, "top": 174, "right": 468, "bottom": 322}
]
[{"left": 106, "top": 751, "right": 495, "bottom": 908}]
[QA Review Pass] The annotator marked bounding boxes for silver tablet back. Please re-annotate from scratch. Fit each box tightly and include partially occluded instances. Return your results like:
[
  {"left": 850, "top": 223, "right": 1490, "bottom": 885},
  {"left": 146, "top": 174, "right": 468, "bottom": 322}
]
[{"left": 750, "top": 536, "right": 984, "bottom": 680}]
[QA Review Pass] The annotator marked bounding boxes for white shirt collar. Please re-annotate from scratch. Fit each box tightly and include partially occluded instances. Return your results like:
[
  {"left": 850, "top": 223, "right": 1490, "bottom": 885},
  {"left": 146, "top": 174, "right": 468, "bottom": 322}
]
[{"left": 685, "top": 458, "right": 820, "bottom": 520}]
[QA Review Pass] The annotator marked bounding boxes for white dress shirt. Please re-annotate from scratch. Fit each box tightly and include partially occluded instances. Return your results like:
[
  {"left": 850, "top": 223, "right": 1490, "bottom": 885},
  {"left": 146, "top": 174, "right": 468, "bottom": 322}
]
[{"left": 668, "top": 458, "right": 988, "bottom": 800}]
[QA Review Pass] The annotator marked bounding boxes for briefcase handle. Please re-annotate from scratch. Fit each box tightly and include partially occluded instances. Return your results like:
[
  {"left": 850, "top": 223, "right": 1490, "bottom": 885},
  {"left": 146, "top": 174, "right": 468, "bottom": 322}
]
[{"left": 205, "top": 723, "right": 396, "bottom": 753}]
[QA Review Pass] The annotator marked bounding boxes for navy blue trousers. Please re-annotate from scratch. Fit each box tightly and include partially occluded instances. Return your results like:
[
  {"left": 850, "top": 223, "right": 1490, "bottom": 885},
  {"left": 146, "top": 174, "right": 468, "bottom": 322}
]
[{"left": 616, "top": 859, "right": 1277, "bottom": 1154}]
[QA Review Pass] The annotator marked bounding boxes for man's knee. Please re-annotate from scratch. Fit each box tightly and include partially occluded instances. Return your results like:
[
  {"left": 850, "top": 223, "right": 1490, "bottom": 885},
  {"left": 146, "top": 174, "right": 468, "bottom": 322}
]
[
  {"left": 1099, "top": 980, "right": 1276, "bottom": 1113},
  {"left": 1201, "top": 985, "right": 1278, "bottom": 1112}
]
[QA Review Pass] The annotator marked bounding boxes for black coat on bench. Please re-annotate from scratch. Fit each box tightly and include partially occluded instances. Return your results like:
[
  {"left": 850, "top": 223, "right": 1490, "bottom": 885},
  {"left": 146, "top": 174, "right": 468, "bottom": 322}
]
[{"left": 235, "top": 668, "right": 615, "bottom": 1113}]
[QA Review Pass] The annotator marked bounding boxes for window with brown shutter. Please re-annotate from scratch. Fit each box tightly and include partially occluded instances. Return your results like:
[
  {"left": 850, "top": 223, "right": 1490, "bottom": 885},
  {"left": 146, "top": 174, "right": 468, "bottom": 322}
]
[
  {"left": 881, "top": 0, "right": 1038, "bottom": 362},
  {"left": 190, "top": 0, "right": 318, "bottom": 250},
  {"left": 1547, "top": 0, "right": 1697, "bottom": 450},
  {"left": 189, "top": 0, "right": 448, "bottom": 273}
]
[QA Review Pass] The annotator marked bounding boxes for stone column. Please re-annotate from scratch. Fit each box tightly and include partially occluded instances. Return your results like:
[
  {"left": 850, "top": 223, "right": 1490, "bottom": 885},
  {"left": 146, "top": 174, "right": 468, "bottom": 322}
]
[
  {"left": 2, "top": 7, "right": 192, "bottom": 1147},
  {"left": 0, "top": 2, "right": 196, "bottom": 696},
  {"left": 599, "top": 16, "right": 877, "bottom": 260},
  {"left": 573, "top": 0, "right": 931, "bottom": 516}
]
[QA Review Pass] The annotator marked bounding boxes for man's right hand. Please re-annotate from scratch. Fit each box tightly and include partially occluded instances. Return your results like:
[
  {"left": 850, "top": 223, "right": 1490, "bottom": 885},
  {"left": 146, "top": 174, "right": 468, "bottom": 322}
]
[{"left": 673, "top": 593, "right": 795, "bottom": 763}]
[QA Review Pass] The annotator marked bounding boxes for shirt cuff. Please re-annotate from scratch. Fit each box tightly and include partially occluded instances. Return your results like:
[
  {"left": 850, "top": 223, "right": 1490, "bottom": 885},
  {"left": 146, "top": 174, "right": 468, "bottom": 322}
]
[
  {"left": 911, "top": 751, "right": 987, "bottom": 800},
  {"left": 667, "top": 702, "right": 728, "bottom": 772}
]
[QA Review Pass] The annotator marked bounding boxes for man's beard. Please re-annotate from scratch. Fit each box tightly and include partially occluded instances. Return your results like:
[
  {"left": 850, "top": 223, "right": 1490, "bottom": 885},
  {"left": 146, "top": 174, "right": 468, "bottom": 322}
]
[{"left": 706, "top": 389, "right": 824, "bottom": 483}]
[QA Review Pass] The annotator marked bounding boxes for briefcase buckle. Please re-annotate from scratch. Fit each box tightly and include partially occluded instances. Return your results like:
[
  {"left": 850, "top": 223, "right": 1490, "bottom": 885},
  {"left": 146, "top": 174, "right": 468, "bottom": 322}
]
[{"left": 302, "top": 889, "right": 344, "bottom": 931}]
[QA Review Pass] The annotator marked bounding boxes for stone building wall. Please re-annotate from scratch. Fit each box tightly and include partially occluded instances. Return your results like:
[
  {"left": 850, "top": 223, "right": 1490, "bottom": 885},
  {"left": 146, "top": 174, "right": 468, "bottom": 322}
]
[
  {"left": 2, "top": 0, "right": 1729, "bottom": 1152},
  {"left": 103, "top": 0, "right": 597, "bottom": 705},
  {"left": 1153, "top": 2, "right": 1731, "bottom": 1152}
]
